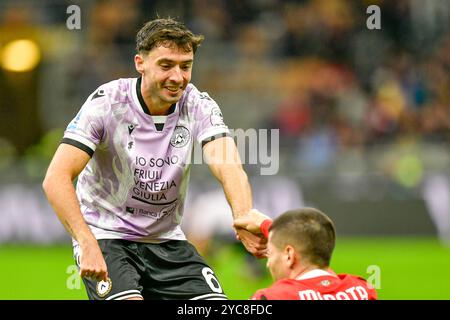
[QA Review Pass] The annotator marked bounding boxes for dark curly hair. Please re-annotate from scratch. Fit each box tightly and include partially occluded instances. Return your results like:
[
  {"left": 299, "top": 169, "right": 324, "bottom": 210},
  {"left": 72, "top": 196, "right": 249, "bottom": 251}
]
[{"left": 136, "top": 18, "right": 204, "bottom": 54}]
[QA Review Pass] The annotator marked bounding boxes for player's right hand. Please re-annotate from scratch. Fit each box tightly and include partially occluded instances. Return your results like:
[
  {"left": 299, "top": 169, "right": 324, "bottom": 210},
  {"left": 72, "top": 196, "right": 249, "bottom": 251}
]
[
  {"left": 233, "top": 209, "right": 271, "bottom": 234},
  {"left": 78, "top": 242, "right": 108, "bottom": 282}
]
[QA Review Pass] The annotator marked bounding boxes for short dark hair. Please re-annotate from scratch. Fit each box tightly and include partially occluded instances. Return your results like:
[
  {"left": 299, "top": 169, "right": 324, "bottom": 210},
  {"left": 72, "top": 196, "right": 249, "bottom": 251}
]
[
  {"left": 136, "top": 18, "right": 204, "bottom": 54},
  {"left": 270, "top": 208, "right": 336, "bottom": 268}
]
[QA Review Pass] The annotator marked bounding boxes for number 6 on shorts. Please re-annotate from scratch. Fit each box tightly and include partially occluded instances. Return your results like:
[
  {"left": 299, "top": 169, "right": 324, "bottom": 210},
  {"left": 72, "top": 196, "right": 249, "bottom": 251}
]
[{"left": 201, "top": 267, "right": 223, "bottom": 293}]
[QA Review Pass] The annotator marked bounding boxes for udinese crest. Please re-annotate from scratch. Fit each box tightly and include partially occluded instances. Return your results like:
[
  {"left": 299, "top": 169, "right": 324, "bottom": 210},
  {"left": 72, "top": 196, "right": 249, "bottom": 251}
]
[
  {"left": 170, "top": 126, "right": 190, "bottom": 148},
  {"left": 96, "top": 277, "right": 113, "bottom": 298}
]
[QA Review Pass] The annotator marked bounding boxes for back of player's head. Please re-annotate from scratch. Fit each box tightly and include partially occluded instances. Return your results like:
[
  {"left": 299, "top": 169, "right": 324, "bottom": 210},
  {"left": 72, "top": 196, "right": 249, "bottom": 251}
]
[
  {"left": 270, "top": 208, "right": 336, "bottom": 268},
  {"left": 136, "top": 17, "right": 204, "bottom": 54}
]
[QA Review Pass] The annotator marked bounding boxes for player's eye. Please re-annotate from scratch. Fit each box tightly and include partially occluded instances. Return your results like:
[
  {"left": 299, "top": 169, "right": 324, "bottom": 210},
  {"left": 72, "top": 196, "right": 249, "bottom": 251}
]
[
  {"left": 181, "top": 65, "right": 191, "bottom": 71},
  {"left": 160, "top": 64, "right": 171, "bottom": 70}
]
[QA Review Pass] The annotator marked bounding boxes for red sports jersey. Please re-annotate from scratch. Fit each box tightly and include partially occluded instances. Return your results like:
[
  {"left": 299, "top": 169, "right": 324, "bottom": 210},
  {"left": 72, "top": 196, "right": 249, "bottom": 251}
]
[{"left": 251, "top": 269, "right": 377, "bottom": 300}]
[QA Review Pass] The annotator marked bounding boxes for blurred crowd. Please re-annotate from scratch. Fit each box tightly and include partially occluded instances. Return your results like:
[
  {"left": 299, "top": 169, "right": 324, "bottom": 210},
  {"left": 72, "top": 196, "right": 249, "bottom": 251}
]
[
  {"left": 0, "top": 0, "right": 449, "bottom": 243},
  {"left": 0, "top": 0, "right": 448, "bottom": 183}
]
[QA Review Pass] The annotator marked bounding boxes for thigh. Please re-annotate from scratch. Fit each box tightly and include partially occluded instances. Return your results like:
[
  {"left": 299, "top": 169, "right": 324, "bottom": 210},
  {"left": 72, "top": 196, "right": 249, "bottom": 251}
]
[
  {"left": 139, "top": 241, "right": 228, "bottom": 300},
  {"left": 74, "top": 240, "right": 144, "bottom": 300}
]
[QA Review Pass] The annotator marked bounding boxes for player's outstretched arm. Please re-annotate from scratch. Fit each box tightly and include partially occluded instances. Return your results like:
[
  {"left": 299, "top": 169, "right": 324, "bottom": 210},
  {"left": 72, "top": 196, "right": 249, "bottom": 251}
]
[
  {"left": 203, "top": 136, "right": 267, "bottom": 258},
  {"left": 42, "top": 144, "right": 108, "bottom": 281}
]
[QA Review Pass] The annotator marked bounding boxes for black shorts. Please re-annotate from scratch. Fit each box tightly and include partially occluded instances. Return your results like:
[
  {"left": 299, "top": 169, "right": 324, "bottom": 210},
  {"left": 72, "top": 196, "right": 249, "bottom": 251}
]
[{"left": 74, "top": 239, "right": 227, "bottom": 300}]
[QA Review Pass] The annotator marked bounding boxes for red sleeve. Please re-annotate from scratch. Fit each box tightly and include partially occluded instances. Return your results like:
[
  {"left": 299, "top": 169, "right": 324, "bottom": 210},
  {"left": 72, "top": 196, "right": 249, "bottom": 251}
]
[
  {"left": 251, "top": 289, "right": 269, "bottom": 300},
  {"left": 367, "top": 285, "right": 378, "bottom": 300},
  {"left": 251, "top": 280, "right": 299, "bottom": 300},
  {"left": 260, "top": 219, "right": 272, "bottom": 239},
  {"left": 354, "top": 275, "right": 378, "bottom": 300}
]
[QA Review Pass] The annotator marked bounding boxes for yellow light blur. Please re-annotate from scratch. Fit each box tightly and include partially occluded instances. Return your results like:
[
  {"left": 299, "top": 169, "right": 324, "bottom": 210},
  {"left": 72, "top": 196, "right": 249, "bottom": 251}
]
[{"left": 1, "top": 39, "right": 41, "bottom": 72}]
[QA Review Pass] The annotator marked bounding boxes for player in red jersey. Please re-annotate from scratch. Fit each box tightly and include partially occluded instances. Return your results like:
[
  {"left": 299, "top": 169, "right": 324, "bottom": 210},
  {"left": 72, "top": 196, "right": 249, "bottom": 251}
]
[{"left": 234, "top": 208, "right": 377, "bottom": 300}]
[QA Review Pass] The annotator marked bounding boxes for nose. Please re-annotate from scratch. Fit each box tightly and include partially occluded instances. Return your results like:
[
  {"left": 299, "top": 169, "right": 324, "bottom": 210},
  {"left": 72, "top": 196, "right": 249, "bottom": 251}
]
[{"left": 168, "top": 65, "right": 183, "bottom": 83}]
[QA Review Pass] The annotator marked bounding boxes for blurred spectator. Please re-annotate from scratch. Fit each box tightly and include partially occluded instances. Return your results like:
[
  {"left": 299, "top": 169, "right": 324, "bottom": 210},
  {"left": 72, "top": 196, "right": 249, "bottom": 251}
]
[
  {"left": 422, "top": 174, "right": 450, "bottom": 245},
  {"left": 0, "top": 4, "right": 44, "bottom": 155}
]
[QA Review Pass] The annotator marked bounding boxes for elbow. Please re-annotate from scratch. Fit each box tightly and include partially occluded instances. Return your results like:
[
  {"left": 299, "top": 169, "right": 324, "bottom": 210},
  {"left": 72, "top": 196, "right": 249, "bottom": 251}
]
[
  {"left": 42, "top": 171, "right": 60, "bottom": 196},
  {"left": 42, "top": 173, "right": 52, "bottom": 196},
  {"left": 43, "top": 170, "right": 73, "bottom": 196}
]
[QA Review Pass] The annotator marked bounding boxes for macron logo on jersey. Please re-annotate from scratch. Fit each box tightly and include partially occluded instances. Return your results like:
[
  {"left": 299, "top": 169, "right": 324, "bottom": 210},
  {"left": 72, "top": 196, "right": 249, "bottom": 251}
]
[
  {"left": 298, "top": 286, "right": 369, "bottom": 300},
  {"left": 128, "top": 124, "right": 136, "bottom": 135},
  {"left": 91, "top": 89, "right": 105, "bottom": 100}
]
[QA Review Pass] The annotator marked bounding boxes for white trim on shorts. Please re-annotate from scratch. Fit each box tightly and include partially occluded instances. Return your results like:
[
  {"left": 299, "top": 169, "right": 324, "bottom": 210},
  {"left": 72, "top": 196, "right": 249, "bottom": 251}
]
[
  {"left": 106, "top": 289, "right": 143, "bottom": 300},
  {"left": 190, "top": 293, "right": 228, "bottom": 300}
]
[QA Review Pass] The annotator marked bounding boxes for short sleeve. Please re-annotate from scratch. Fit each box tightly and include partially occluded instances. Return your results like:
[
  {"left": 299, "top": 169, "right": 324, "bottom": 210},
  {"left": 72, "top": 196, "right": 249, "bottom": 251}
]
[
  {"left": 191, "top": 90, "right": 230, "bottom": 145},
  {"left": 61, "top": 86, "right": 109, "bottom": 157},
  {"left": 360, "top": 277, "right": 378, "bottom": 300}
]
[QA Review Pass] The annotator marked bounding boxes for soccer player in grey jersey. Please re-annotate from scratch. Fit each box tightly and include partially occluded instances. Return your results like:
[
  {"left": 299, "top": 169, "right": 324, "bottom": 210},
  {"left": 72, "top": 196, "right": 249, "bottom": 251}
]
[{"left": 43, "top": 18, "right": 266, "bottom": 300}]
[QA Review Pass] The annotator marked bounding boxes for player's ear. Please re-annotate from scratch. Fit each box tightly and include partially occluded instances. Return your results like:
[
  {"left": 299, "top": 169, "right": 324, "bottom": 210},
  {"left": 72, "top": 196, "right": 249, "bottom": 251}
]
[
  {"left": 285, "top": 245, "right": 296, "bottom": 269},
  {"left": 135, "top": 54, "right": 145, "bottom": 74}
]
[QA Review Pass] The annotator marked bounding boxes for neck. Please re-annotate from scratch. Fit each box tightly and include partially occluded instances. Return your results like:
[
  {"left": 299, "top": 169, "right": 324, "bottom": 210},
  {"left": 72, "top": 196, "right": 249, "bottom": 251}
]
[
  {"left": 290, "top": 264, "right": 325, "bottom": 280},
  {"left": 146, "top": 100, "right": 171, "bottom": 115},
  {"left": 139, "top": 78, "right": 172, "bottom": 115},
  {"left": 142, "top": 91, "right": 172, "bottom": 116}
]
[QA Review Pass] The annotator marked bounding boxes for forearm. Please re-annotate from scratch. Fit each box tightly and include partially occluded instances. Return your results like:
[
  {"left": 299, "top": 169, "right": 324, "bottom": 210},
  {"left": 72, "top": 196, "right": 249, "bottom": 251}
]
[
  {"left": 204, "top": 137, "right": 254, "bottom": 218},
  {"left": 204, "top": 137, "right": 266, "bottom": 257},
  {"left": 219, "top": 164, "right": 252, "bottom": 219},
  {"left": 43, "top": 174, "right": 96, "bottom": 245}
]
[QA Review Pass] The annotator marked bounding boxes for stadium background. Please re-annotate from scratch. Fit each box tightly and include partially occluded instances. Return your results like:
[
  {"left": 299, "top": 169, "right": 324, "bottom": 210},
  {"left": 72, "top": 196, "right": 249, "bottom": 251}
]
[{"left": 0, "top": 0, "right": 449, "bottom": 299}]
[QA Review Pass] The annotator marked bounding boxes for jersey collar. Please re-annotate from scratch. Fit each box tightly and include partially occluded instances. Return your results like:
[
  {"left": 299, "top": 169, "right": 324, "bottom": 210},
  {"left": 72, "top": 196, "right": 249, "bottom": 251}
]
[
  {"left": 135, "top": 77, "right": 176, "bottom": 116},
  {"left": 295, "top": 269, "right": 337, "bottom": 281}
]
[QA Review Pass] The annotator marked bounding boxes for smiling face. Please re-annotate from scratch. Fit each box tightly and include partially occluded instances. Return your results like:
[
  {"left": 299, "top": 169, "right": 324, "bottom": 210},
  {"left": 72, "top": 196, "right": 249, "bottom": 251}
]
[{"left": 135, "top": 43, "right": 194, "bottom": 112}]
